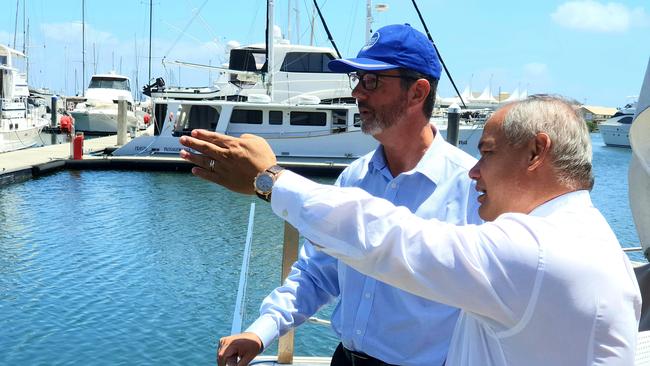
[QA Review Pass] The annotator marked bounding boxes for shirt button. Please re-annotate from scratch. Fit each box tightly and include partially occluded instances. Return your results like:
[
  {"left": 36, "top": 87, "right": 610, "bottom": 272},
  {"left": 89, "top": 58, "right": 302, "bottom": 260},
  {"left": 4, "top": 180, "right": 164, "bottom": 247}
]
[
  {"left": 391, "top": 182, "right": 397, "bottom": 189},
  {"left": 364, "top": 293, "right": 371, "bottom": 298},
  {"left": 282, "top": 209, "right": 288, "bottom": 218},
  {"left": 356, "top": 329, "right": 362, "bottom": 335}
]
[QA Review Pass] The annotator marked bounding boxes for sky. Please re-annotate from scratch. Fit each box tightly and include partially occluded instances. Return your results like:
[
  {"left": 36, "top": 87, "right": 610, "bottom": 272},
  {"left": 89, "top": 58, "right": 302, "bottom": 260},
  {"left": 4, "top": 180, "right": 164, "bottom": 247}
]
[{"left": 1, "top": 0, "right": 649, "bottom": 107}]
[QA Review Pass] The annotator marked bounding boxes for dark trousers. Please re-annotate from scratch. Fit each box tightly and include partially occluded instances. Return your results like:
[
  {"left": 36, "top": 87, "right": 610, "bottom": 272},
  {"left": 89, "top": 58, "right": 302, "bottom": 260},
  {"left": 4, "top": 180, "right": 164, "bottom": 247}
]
[{"left": 330, "top": 343, "right": 398, "bottom": 366}]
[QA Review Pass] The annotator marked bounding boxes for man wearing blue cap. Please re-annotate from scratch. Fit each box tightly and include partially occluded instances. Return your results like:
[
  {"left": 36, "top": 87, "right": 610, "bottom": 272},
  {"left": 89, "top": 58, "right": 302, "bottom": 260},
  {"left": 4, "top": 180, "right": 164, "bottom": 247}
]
[{"left": 216, "top": 24, "right": 481, "bottom": 366}]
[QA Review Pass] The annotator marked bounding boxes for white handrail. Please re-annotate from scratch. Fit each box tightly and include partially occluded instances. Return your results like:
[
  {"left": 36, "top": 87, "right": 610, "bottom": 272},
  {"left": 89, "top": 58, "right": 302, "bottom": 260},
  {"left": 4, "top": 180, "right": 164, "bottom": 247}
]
[{"left": 231, "top": 202, "right": 256, "bottom": 335}]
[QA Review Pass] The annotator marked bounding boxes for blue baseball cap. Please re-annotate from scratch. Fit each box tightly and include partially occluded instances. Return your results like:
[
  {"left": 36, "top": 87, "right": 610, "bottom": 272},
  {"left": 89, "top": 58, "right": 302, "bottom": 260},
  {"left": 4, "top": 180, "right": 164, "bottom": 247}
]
[{"left": 328, "top": 24, "right": 441, "bottom": 79}]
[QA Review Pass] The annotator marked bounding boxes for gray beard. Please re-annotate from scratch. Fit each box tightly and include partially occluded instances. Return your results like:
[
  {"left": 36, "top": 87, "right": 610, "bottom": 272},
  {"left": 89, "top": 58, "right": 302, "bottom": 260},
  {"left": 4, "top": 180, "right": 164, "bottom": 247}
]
[{"left": 359, "top": 99, "right": 407, "bottom": 135}]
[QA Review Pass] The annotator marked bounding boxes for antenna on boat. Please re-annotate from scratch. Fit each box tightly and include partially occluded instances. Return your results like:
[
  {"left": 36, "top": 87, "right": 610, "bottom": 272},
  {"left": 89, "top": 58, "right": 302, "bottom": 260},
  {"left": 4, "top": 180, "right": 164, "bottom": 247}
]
[
  {"left": 410, "top": 0, "right": 467, "bottom": 109},
  {"left": 148, "top": 0, "right": 152, "bottom": 84},
  {"left": 311, "top": 0, "right": 342, "bottom": 58},
  {"left": 265, "top": 0, "right": 275, "bottom": 97}
]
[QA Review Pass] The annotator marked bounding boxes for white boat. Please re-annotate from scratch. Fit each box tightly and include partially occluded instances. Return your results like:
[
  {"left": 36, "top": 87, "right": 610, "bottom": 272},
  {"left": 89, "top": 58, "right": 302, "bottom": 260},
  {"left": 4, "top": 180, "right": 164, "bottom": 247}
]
[
  {"left": 117, "top": 1, "right": 482, "bottom": 161},
  {"left": 71, "top": 73, "right": 140, "bottom": 134},
  {"left": 111, "top": 95, "right": 482, "bottom": 159},
  {"left": 0, "top": 44, "right": 48, "bottom": 153},
  {"left": 150, "top": 39, "right": 353, "bottom": 105},
  {"left": 600, "top": 101, "right": 637, "bottom": 147}
]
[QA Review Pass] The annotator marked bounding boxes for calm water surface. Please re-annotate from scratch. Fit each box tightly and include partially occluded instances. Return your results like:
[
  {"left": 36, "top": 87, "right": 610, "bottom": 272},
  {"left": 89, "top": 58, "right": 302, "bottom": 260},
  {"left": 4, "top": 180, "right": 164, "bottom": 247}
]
[{"left": 0, "top": 134, "right": 642, "bottom": 365}]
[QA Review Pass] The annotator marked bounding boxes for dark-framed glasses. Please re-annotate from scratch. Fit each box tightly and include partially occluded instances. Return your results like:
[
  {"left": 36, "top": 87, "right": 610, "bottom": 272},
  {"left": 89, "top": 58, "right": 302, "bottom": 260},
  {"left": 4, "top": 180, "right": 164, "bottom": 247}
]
[{"left": 348, "top": 71, "right": 417, "bottom": 91}]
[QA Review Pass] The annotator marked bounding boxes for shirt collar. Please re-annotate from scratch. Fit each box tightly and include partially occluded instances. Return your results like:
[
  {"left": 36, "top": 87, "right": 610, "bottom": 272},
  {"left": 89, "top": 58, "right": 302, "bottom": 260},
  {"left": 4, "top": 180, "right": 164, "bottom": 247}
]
[
  {"left": 528, "top": 190, "right": 593, "bottom": 217},
  {"left": 366, "top": 125, "right": 446, "bottom": 184}
]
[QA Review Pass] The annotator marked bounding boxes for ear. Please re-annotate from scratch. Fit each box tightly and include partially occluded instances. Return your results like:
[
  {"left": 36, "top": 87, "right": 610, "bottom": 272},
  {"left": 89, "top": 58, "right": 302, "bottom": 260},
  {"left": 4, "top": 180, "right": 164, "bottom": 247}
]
[
  {"left": 528, "top": 132, "right": 551, "bottom": 171},
  {"left": 409, "top": 78, "right": 430, "bottom": 107}
]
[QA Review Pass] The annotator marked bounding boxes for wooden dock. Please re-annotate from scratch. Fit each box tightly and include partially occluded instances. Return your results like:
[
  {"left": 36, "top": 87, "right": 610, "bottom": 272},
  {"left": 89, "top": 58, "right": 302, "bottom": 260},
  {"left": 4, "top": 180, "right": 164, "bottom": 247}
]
[{"left": 0, "top": 134, "right": 348, "bottom": 187}]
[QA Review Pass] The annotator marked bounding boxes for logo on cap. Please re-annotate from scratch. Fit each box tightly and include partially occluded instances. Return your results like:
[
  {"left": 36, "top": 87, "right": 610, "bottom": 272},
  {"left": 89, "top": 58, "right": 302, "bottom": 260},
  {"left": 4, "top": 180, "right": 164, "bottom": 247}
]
[{"left": 361, "top": 32, "right": 380, "bottom": 51}]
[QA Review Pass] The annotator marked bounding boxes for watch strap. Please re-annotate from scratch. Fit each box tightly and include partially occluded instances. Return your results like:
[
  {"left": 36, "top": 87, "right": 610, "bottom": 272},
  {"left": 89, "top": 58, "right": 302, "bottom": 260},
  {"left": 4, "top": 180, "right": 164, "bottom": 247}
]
[{"left": 255, "top": 165, "right": 284, "bottom": 202}]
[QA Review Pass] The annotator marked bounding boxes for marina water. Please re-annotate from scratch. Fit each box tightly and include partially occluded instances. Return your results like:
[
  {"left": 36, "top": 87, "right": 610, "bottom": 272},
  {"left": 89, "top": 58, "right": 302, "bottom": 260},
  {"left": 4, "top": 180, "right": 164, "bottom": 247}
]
[{"left": 0, "top": 134, "right": 642, "bottom": 364}]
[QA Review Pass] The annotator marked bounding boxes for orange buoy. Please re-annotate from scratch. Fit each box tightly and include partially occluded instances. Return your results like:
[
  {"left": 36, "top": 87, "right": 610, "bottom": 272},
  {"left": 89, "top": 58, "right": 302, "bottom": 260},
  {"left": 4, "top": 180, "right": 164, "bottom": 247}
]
[
  {"left": 73, "top": 132, "right": 84, "bottom": 160},
  {"left": 60, "top": 114, "right": 73, "bottom": 133},
  {"left": 143, "top": 113, "right": 151, "bottom": 125}
]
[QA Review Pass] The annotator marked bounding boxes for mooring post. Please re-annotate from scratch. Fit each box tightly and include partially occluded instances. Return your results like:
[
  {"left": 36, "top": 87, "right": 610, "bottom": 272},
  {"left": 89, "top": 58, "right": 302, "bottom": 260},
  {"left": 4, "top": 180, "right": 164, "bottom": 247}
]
[
  {"left": 117, "top": 97, "right": 127, "bottom": 145},
  {"left": 446, "top": 103, "right": 461, "bottom": 146}
]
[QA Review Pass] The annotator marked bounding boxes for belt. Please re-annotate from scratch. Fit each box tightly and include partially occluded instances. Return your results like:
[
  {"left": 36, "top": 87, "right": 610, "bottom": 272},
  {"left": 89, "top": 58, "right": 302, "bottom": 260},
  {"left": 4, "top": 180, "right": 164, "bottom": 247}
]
[{"left": 339, "top": 344, "right": 398, "bottom": 366}]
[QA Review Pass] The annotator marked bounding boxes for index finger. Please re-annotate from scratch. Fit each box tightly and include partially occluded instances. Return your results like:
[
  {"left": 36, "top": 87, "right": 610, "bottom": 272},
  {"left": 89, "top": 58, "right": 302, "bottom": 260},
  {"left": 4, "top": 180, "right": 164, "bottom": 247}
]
[{"left": 179, "top": 135, "right": 228, "bottom": 157}]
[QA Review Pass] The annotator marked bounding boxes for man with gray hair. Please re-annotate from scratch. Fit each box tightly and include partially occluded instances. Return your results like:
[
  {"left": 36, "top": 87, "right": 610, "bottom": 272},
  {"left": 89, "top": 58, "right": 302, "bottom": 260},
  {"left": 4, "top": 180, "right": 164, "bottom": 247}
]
[{"left": 179, "top": 94, "right": 641, "bottom": 365}]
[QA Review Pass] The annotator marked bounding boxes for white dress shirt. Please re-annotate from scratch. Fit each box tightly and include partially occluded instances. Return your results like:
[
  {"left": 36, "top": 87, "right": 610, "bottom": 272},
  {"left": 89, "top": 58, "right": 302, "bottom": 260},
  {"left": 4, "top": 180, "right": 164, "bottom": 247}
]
[
  {"left": 271, "top": 171, "right": 641, "bottom": 365},
  {"left": 247, "top": 132, "right": 481, "bottom": 365}
]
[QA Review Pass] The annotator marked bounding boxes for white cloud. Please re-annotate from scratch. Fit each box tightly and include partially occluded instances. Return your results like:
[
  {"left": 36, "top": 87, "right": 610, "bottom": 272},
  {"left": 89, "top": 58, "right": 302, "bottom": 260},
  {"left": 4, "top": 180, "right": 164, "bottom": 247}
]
[
  {"left": 551, "top": 1, "right": 650, "bottom": 33},
  {"left": 523, "top": 62, "right": 549, "bottom": 77},
  {"left": 40, "top": 22, "right": 118, "bottom": 45},
  {"left": 521, "top": 62, "right": 552, "bottom": 92}
]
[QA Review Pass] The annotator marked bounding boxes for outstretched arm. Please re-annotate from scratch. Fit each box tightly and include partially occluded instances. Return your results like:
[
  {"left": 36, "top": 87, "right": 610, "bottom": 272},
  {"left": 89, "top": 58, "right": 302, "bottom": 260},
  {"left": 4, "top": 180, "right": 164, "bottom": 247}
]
[{"left": 179, "top": 129, "right": 276, "bottom": 195}]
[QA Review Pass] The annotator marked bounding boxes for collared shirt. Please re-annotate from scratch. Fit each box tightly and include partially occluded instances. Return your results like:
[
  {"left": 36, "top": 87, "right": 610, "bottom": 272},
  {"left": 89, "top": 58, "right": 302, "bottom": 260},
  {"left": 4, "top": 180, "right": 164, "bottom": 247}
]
[
  {"left": 272, "top": 174, "right": 642, "bottom": 366},
  {"left": 247, "top": 131, "right": 481, "bottom": 365}
]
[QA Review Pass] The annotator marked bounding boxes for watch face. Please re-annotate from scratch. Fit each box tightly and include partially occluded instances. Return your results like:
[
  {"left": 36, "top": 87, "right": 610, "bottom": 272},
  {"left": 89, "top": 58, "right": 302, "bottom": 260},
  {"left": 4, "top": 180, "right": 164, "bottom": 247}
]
[{"left": 256, "top": 173, "right": 274, "bottom": 192}]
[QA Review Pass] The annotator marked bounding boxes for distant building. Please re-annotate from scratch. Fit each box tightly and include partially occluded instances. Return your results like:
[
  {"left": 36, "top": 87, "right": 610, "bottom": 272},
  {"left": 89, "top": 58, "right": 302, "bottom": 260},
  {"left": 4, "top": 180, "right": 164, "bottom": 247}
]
[{"left": 579, "top": 105, "right": 618, "bottom": 123}]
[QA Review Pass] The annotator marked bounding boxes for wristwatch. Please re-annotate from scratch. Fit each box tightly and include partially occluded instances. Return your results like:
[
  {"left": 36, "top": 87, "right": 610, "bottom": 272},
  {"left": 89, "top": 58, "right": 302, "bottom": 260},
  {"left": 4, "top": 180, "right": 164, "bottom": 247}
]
[{"left": 253, "top": 165, "right": 284, "bottom": 202}]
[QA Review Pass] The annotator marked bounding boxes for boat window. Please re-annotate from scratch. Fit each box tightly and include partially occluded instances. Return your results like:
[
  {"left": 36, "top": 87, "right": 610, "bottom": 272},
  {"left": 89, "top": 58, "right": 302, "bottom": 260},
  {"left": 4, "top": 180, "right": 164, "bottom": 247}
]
[
  {"left": 280, "top": 52, "right": 336, "bottom": 73},
  {"left": 619, "top": 116, "right": 634, "bottom": 124},
  {"left": 290, "top": 111, "right": 326, "bottom": 126},
  {"left": 229, "top": 48, "right": 266, "bottom": 72},
  {"left": 269, "top": 110, "right": 283, "bottom": 125},
  {"left": 0, "top": 56, "right": 6, "bottom": 65},
  {"left": 353, "top": 113, "right": 361, "bottom": 127},
  {"left": 332, "top": 110, "right": 347, "bottom": 125},
  {"left": 231, "top": 109, "right": 263, "bottom": 124},
  {"left": 173, "top": 105, "right": 220, "bottom": 137},
  {"left": 88, "top": 77, "right": 131, "bottom": 91},
  {"left": 153, "top": 104, "right": 168, "bottom": 136},
  {"left": 187, "top": 106, "right": 220, "bottom": 130}
]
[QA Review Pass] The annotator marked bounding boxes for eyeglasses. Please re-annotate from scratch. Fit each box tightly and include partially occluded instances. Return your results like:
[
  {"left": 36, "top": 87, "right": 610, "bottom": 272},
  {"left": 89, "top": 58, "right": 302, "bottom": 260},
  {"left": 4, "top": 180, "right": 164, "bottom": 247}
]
[{"left": 348, "top": 72, "right": 417, "bottom": 91}]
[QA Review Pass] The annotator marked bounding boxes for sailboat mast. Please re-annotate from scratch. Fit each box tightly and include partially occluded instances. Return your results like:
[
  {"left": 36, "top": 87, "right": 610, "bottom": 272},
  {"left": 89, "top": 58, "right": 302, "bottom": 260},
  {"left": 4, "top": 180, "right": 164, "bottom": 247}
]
[
  {"left": 287, "top": 0, "right": 291, "bottom": 43},
  {"left": 82, "top": 0, "right": 86, "bottom": 96},
  {"left": 366, "top": 0, "right": 372, "bottom": 43},
  {"left": 266, "top": 0, "right": 275, "bottom": 97},
  {"left": 148, "top": 0, "right": 152, "bottom": 83},
  {"left": 26, "top": 19, "right": 29, "bottom": 83},
  {"left": 22, "top": 0, "right": 26, "bottom": 55},
  {"left": 13, "top": 0, "right": 19, "bottom": 49}
]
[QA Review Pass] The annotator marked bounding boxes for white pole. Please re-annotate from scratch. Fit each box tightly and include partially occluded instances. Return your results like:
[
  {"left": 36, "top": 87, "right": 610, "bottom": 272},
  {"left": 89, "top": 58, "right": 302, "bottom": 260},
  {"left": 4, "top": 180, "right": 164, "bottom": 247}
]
[
  {"left": 287, "top": 0, "right": 291, "bottom": 43},
  {"left": 366, "top": 0, "right": 372, "bottom": 43}
]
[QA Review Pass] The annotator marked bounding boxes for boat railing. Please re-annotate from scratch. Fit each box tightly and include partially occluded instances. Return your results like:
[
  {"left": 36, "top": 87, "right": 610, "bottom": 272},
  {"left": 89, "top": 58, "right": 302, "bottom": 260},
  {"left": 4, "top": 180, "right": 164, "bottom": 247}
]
[
  {"left": 624, "top": 246, "right": 644, "bottom": 253},
  {"left": 231, "top": 203, "right": 257, "bottom": 335},
  {"left": 231, "top": 202, "right": 305, "bottom": 363}
]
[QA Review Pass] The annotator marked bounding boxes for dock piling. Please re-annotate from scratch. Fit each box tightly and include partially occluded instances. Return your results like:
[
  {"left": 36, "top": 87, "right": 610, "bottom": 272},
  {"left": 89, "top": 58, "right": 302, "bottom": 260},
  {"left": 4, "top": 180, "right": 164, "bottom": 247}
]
[
  {"left": 50, "top": 95, "right": 58, "bottom": 127},
  {"left": 447, "top": 103, "right": 461, "bottom": 147},
  {"left": 117, "top": 97, "right": 127, "bottom": 145}
]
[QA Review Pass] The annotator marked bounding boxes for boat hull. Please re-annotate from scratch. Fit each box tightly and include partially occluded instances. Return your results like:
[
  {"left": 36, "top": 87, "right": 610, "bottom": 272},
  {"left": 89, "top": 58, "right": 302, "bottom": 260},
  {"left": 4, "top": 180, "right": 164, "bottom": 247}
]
[
  {"left": 600, "top": 114, "right": 633, "bottom": 147},
  {"left": 71, "top": 109, "right": 139, "bottom": 134},
  {"left": 112, "top": 123, "right": 481, "bottom": 160},
  {"left": 600, "top": 123, "right": 631, "bottom": 147},
  {"left": 0, "top": 125, "right": 43, "bottom": 153}
]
